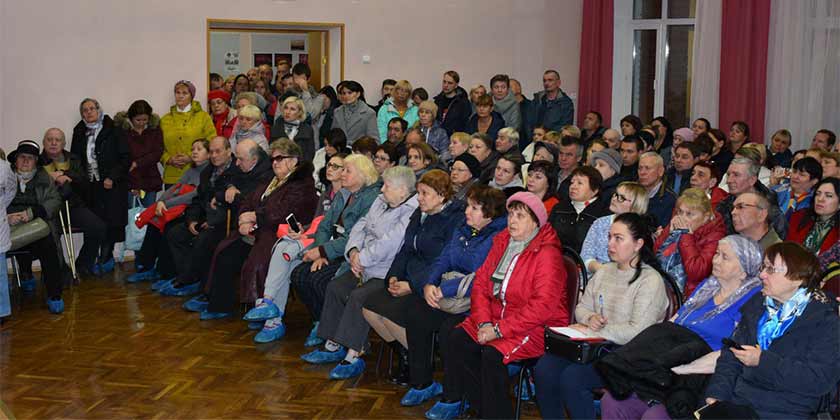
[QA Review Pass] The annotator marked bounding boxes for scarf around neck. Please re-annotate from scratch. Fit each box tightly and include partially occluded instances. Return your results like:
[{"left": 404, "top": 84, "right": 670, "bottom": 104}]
[
  {"left": 757, "top": 287, "right": 811, "bottom": 350},
  {"left": 492, "top": 227, "right": 539, "bottom": 285},
  {"left": 16, "top": 169, "right": 36, "bottom": 192}
]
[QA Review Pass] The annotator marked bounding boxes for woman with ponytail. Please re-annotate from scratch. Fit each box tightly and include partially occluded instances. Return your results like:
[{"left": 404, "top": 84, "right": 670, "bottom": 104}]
[{"left": 533, "top": 212, "right": 670, "bottom": 420}]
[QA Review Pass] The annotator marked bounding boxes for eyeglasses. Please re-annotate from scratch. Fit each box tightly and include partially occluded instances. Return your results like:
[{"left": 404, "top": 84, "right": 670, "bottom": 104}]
[
  {"left": 612, "top": 192, "right": 630, "bottom": 203},
  {"left": 272, "top": 154, "right": 293, "bottom": 163},
  {"left": 373, "top": 156, "right": 389, "bottom": 162},
  {"left": 760, "top": 264, "right": 788, "bottom": 274},
  {"left": 327, "top": 163, "right": 344, "bottom": 170},
  {"left": 733, "top": 203, "right": 765, "bottom": 211}
]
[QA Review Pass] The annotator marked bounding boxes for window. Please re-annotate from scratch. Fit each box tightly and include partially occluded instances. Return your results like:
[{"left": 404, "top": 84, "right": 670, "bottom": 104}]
[{"left": 612, "top": 0, "right": 696, "bottom": 128}]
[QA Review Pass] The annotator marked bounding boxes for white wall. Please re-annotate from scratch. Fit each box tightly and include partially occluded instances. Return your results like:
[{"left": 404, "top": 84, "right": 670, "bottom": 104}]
[{"left": 0, "top": 0, "right": 583, "bottom": 152}]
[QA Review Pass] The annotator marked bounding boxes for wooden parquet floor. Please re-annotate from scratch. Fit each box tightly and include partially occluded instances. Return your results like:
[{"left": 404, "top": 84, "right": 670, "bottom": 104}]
[{"left": 0, "top": 265, "right": 541, "bottom": 419}]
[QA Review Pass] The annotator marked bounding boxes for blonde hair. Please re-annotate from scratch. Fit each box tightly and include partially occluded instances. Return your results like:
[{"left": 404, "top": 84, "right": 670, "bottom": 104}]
[
  {"left": 450, "top": 132, "right": 471, "bottom": 147},
  {"left": 344, "top": 154, "right": 379, "bottom": 186},
  {"left": 394, "top": 80, "right": 413, "bottom": 94},
  {"left": 544, "top": 130, "right": 562, "bottom": 145},
  {"left": 238, "top": 104, "right": 262, "bottom": 120},
  {"left": 418, "top": 100, "right": 438, "bottom": 117},
  {"left": 234, "top": 92, "right": 259, "bottom": 107},
  {"left": 677, "top": 188, "right": 713, "bottom": 216},
  {"left": 282, "top": 96, "right": 306, "bottom": 121},
  {"left": 469, "top": 84, "right": 487, "bottom": 97},
  {"left": 561, "top": 125, "right": 582, "bottom": 139},
  {"left": 616, "top": 182, "right": 650, "bottom": 215}
]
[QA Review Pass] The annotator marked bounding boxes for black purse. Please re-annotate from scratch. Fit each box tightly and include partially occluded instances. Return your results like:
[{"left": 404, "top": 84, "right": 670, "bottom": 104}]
[{"left": 544, "top": 327, "right": 614, "bottom": 364}]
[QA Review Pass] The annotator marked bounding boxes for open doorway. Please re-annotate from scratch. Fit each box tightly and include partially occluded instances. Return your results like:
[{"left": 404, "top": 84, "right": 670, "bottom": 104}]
[{"left": 206, "top": 19, "right": 344, "bottom": 91}]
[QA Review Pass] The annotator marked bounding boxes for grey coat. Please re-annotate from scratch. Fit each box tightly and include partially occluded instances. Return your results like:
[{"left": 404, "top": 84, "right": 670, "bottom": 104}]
[
  {"left": 343, "top": 193, "right": 418, "bottom": 281},
  {"left": 332, "top": 101, "right": 379, "bottom": 145},
  {"left": 493, "top": 92, "right": 522, "bottom": 131}
]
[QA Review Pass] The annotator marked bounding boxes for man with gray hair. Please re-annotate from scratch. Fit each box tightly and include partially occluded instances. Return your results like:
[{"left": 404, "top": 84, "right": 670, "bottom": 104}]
[
  {"left": 602, "top": 128, "right": 621, "bottom": 150},
  {"left": 637, "top": 152, "right": 677, "bottom": 228},
  {"left": 731, "top": 192, "right": 782, "bottom": 250},
  {"left": 716, "top": 157, "right": 786, "bottom": 237}
]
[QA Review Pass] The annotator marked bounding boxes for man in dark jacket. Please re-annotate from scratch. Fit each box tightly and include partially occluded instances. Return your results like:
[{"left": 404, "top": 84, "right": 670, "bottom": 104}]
[
  {"left": 433, "top": 71, "right": 471, "bottom": 136},
  {"left": 638, "top": 152, "right": 677, "bottom": 229},
  {"left": 511, "top": 78, "right": 534, "bottom": 149},
  {"left": 162, "top": 138, "right": 272, "bottom": 295},
  {"left": 532, "top": 70, "right": 574, "bottom": 132}
]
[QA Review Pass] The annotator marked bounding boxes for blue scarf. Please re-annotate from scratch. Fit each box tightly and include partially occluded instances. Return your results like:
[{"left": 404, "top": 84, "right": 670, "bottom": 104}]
[{"left": 757, "top": 287, "right": 811, "bottom": 350}]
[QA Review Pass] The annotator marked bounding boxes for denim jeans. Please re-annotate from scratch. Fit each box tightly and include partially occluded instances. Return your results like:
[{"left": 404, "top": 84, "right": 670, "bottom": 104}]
[{"left": 0, "top": 253, "right": 10, "bottom": 318}]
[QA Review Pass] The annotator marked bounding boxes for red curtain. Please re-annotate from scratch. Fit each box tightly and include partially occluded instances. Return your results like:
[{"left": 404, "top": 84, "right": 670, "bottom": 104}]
[
  {"left": 577, "top": 0, "right": 614, "bottom": 127},
  {"left": 719, "top": 0, "right": 771, "bottom": 143}
]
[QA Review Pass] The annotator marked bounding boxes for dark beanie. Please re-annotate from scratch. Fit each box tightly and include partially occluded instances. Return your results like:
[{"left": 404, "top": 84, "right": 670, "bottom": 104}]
[{"left": 454, "top": 153, "right": 481, "bottom": 179}]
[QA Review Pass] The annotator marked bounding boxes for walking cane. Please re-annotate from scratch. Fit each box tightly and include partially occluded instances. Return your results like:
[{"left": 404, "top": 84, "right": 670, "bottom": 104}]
[
  {"left": 59, "top": 201, "right": 77, "bottom": 280},
  {"left": 226, "top": 209, "right": 231, "bottom": 237}
]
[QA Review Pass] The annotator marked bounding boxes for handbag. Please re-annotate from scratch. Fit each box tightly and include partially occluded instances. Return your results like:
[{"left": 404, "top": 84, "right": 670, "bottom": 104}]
[
  {"left": 544, "top": 327, "right": 614, "bottom": 364},
  {"left": 437, "top": 272, "right": 474, "bottom": 314},
  {"left": 124, "top": 196, "right": 146, "bottom": 251},
  {"left": 9, "top": 217, "right": 51, "bottom": 251}
]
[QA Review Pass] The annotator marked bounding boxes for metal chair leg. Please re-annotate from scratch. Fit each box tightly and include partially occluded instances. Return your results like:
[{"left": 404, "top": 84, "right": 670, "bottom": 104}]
[{"left": 515, "top": 365, "right": 526, "bottom": 419}]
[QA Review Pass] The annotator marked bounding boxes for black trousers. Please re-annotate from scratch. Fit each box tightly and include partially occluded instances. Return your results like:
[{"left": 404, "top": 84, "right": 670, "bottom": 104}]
[
  {"left": 290, "top": 260, "right": 342, "bottom": 321},
  {"left": 70, "top": 206, "right": 106, "bottom": 268},
  {"left": 206, "top": 239, "right": 252, "bottom": 313},
  {"left": 447, "top": 327, "right": 513, "bottom": 419},
  {"left": 135, "top": 222, "right": 177, "bottom": 279},
  {"left": 18, "top": 235, "right": 63, "bottom": 298},
  {"left": 405, "top": 294, "right": 466, "bottom": 388},
  {"left": 166, "top": 222, "right": 227, "bottom": 286}
]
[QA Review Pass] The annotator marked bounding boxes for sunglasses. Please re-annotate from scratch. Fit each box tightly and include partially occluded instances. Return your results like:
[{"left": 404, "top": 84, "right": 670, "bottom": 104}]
[{"left": 271, "top": 154, "right": 294, "bottom": 163}]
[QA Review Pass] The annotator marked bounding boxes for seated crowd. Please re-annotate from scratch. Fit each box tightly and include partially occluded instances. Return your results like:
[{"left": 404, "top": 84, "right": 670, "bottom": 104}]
[{"left": 0, "top": 63, "right": 838, "bottom": 420}]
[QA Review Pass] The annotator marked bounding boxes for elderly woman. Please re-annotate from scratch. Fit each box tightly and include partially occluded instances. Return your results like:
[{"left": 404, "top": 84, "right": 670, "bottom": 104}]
[
  {"left": 160, "top": 80, "right": 216, "bottom": 186},
  {"left": 450, "top": 153, "right": 481, "bottom": 202},
  {"left": 6, "top": 141, "right": 65, "bottom": 313},
  {"left": 198, "top": 139, "right": 318, "bottom": 320},
  {"left": 495, "top": 127, "right": 521, "bottom": 157},
  {"left": 290, "top": 154, "right": 382, "bottom": 347},
  {"left": 407, "top": 142, "right": 438, "bottom": 178},
  {"left": 39, "top": 128, "right": 106, "bottom": 277},
  {"left": 655, "top": 188, "right": 727, "bottom": 296},
  {"left": 535, "top": 212, "right": 669, "bottom": 419},
  {"left": 127, "top": 139, "right": 210, "bottom": 283},
  {"left": 599, "top": 235, "right": 763, "bottom": 419},
  {"left": 377, "top": 80, "right": 418, "bottom": 141},
  {"left": 271, "top": 96, "right": 314, "bottom": 161},
  {"left": 71, "top": 98, "right": 130, "bottom": 274},
  {"left": 230, "top": 104, "right": 269, "bottom": 152},
  {"left": 549, "top": 166, "right": 611, "bottom": 253},
  {"left": 432, "top": 192, "right": 567, "bottom": 419},
  {"left": 300, "top": 166, "right": 419, "bottom": 380},
  {"left": 333, "top": 80, "right": 379, "bottom": 144},
  {"left": 466, "top": 94, "right": 506, "bottom": 141},
  {"left": 786, "top": 177, "right": 839, "bottom": 255},
  {"left": 701, "top": 242, "right": 840, "bottom": 419},
  {"left": 416, "top": 100, "right": 450, "bottom": 162},
  {"left": 489, "top": 153, "right": 524, "bottom": 191},
  {"left": 590, "top": 147, "right": 627, "bottom": 200},
  {"left": 397, "top": 185, "right": 507, "bottom": 408},
  {"left": 361, "top": 170, "right": 466, "bottom": 385},
  {"left": 115, "top": 99, "right": 163, "bottom": 208},
  {"left": 373, "top": 143, "right": 398, "bottom": 176},
  {"left": 526, "top": 160, "right": 560, "bottom": 212},
  {"left": 580, "top": 181, "right": 649, "bottom": 275},
  {"left": 447, "top": 132, "right": 471, "bottom": 167},
  {"left": 208, "top": 90, "right": 237, "bottom": 139},
  {"left": 469, "top": 133, "right": 501, "bottom": 185}
]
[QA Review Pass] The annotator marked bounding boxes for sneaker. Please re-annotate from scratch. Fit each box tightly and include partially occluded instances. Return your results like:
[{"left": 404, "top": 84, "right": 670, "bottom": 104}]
[
  {"left": 160, "top": 282, "right": 200, "bottom": 297},
  {"left": 401, "top": 382, "right": 443, "bottom": 406},
  {"left": 304, "top": 322, "right": 325, "bottom": 347},
  {"left": 301, "top": 346, "right": 347, "bottom": 364},
  {"left": 182, "top": 295, "right": 209, "bottom": 312},
  {"left": 329, "top": 358, "right": 365, "bottom": 380},
  {"left": 47, "top": 297, "right": 64, "bottom": 314},
  {"left": 199, "top": 310, "right": 232, "bottom": 321},
  {"left": 151, "top": 278, "right": 175, "bottom": 291},
  {"left": 127, "top": 269, "right": 160, "bottom": 283},
  {"left": 254, "top": 322, "right": 286, "bottom": 343},
  {"left": 242, "top": 301, "right": 281, "bottom": 321},
  {"left": 425, "top": 400, "right": 467, "bottom": 420}
]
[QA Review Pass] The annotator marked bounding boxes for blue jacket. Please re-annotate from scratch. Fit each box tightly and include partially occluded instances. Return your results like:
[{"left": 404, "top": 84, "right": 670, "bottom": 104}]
[
  {"left": 771, "top": 183, "right": 813, "bottom": 220},
  {"left": 424, "top": 216, "right": 507, "bottom": 297},
  {"left": 419, "top": 121, "right": 451, "bottom": 162},
  {"left": 377, "top": 98, "right": 419, "bottom": 142},
  {"left": 705, "top": 291, "right": 840, "bottom": 419},
  {"left": 465, "top": 111, "right": 506, "bottom": 141},
  {"left": 386, "top": 201, "right": 465, "bottom": 293},
  {"left": 310, "top": 181, "right": 382, "bottom": 261},
  {"left": 647, "top": 183, "right": 677, "bottom": 229},
  {"left": 532, "top": 89, "right": 574, "bottom": 132}
]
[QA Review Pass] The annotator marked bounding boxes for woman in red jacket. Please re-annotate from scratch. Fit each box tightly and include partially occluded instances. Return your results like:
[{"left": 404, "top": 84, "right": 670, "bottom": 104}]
[
  {"left": 426, "top": 192, "right": 568, "bottom": 420},
  {"left": 786, "top": 177, "right": 839, "bottom": 255},
  {"left": 655, "top": 188, "right": 726, "bottom": 297}
]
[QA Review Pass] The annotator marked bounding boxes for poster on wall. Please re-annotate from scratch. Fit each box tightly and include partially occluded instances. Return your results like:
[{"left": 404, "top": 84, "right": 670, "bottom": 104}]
[
  {"left": 298, "top": 54, "right": 309, "bottom": 65},
  {"left": 224, "top": 51, "right": 240, "bottom": 74},
  {"left": 274, "top": 53, "right": 293, "bottom": 67},
  {"left": 290, "top": 39, "right": 305, "bottom": 51},
  {"left": 254, "top": 53, "right": 272, "bottom": 67}
]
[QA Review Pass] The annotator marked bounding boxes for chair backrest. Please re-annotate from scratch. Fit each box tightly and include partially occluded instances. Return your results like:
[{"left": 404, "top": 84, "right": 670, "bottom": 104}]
[
  {"left": 663, "top": 274, "right": 684, "bottom": 320},
  {"left": 561, "top": 246, "right": 588, "bottom": 323}
]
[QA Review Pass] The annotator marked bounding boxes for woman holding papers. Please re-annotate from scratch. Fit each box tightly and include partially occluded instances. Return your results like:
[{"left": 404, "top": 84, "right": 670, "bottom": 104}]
[{"left": 533, "top": 212, "right": 669, "bottom": 419}]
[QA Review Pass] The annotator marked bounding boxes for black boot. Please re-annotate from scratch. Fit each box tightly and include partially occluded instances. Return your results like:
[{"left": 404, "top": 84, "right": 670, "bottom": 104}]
[{"left": 389, "top": 341, "right": 410, "bottom": 387}]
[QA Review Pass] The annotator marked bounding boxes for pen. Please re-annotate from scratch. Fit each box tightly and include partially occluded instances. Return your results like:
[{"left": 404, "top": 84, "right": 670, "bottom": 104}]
[{"left": 598, "top": 294, "right": 604, "bottom": 317}]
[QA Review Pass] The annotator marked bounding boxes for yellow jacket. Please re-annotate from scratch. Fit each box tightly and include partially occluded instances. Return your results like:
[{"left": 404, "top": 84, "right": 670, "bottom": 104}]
[{"left": 159, "top": 100, "right": 216, "bottom": 184}]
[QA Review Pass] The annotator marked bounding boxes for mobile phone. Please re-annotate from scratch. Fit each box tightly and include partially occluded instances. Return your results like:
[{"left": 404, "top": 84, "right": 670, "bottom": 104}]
[
  {"left": 693, "top": 401, "right": 717, "bottom": 419},
  {"left": 721, "top": 338, "right": 744, "bottom": 350},
  {"left": 286, "top": 213, "right": 301, "bottom": 232}
]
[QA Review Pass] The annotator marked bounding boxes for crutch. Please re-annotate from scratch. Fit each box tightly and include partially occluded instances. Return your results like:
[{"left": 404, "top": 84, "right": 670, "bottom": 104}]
[
  {"left": 226, "top": 209, "right": 232, "bottom": 237},
  {"left": 58, "top": 201, "right": 77, "bottom": 280}
]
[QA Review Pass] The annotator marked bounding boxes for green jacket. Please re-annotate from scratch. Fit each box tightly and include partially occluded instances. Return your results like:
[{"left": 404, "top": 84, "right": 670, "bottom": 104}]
[
  {"left": 7, "top": 168, "right": 62, "bottom": 222},
  {"left": 159, "top": 100, "right": 216, "bottom": 184}
]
